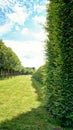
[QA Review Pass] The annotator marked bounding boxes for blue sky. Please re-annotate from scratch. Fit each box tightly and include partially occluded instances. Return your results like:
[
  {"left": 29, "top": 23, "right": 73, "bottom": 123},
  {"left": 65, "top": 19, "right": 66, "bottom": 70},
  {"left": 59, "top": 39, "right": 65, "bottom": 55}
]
[{"left": 0, "top": 0, "right": 48, "bottom": 68}]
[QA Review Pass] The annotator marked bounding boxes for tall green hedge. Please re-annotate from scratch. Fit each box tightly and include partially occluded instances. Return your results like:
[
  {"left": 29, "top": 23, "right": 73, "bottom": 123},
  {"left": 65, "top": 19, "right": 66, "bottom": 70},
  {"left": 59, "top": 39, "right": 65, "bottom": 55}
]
[
  {"left": 59, "top": 1, "right": 73, "bottom": 127},
  {"left": 45, "top": 0, "right": 73, "bottom": 127},
  {"left": 32, "top": 65, "right": 46, "bottom": 84}
]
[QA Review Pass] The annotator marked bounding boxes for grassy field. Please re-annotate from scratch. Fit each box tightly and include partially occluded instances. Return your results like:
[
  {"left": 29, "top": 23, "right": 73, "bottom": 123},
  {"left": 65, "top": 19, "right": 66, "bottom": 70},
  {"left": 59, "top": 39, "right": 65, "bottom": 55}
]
[{"left": 0, "top": 76, "right": 72, "bottom": 130}]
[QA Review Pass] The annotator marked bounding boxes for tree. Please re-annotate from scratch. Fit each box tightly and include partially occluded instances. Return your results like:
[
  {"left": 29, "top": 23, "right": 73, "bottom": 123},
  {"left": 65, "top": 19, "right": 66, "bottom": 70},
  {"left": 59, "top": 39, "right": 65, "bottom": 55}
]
[
  {"left": 0, "top": 40, "right": 22, "bottom": 77},
  {"left": 0, "top": 40, "right": 35, "bottom": 77},
  {"left": 0, "top": 40, "right": 8, "bottom": 76},
  {"left": 45, "top": 0, "right": 73, "bottom": 127}
]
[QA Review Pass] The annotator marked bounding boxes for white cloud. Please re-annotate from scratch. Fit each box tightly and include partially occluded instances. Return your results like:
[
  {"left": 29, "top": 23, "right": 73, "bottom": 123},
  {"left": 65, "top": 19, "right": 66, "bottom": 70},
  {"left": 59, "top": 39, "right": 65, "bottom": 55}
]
[
  {"left": 21, "top": 28, "right": 29, "bottom": 35},
  {"left": 0, "top": 22, "right": 13, "bottom": 36},
  {"left": 34, "top": 4, "right": 46, "bottom": 13},
  {"left": 0, "top": 0, "right": 46, "bottom": 37},
  {"left": 33, "top": 15, "right": 46, "bottom": 25},
  {"left": 6, "top": 4, "right": 29, "bottom": 25},
  {"left": 0, "top": 0, "right": 30, "bottom": 34},
  {"left": 46, "top": 0, "right": 50, "bottom": 5},
  {"left": 0, "top": 0, "right": 17, "bottom": 12},
  {"left": 21, "top": 27, "right": 46, "bottom": 42},
  {"left": 15, "top": 26, "right": 20, "bottom": 31},
  {"left": 32, "top": 31, "right": 46, "bottom": 41},
  {"left": 4, "top": 40, "right": 45, "bottom": 69}
]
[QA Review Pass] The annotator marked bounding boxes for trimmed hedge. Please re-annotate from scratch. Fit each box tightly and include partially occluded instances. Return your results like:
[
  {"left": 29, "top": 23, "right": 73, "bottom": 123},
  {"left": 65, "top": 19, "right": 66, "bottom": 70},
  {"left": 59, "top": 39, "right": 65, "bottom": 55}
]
[
  {"left": 45, "top": 0, "right": 73, "bottom": 127},
  {"left": 32, "top": 65, "right": 46, "bottom": 85}
]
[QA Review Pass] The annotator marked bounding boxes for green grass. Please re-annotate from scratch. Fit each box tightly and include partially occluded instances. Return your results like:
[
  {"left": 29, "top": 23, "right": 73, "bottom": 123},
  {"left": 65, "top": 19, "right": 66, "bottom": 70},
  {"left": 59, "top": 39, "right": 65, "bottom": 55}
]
[{"left": 0, "top": 75, "right": 72, "bottom": 130}]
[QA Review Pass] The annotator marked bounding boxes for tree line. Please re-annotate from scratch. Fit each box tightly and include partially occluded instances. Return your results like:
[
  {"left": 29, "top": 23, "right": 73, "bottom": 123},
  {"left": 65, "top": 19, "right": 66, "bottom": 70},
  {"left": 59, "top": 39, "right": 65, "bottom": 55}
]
[
  {"left": 0, "top": 40, "right": 35, "bottom": 78},
  {"left": 33, "top": 0, "right": 73, "bottom": 128}
]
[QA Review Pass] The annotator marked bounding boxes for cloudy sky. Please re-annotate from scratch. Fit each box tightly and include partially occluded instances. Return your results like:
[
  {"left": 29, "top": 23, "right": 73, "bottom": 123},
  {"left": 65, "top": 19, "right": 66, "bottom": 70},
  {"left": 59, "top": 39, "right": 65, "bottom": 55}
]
[{"left": 0, "top": 0, "right": 47, "bottom": 68}]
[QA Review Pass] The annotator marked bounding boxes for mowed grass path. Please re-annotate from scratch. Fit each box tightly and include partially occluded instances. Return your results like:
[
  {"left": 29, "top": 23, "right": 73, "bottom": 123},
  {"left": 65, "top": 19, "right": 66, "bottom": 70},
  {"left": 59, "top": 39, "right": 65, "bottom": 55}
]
[
  {"left": 0, "top": 75, "right": 70, "bottom": 130},
  {"left": 0, "top": 76, "right": 40, "bottom": 122}
]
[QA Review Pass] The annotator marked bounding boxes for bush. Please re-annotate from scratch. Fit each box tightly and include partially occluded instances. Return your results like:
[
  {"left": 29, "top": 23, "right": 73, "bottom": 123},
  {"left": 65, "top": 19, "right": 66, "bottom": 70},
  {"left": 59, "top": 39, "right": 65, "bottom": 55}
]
[{"left": 32, "top": 65, "right": 46, "bottom": 85}]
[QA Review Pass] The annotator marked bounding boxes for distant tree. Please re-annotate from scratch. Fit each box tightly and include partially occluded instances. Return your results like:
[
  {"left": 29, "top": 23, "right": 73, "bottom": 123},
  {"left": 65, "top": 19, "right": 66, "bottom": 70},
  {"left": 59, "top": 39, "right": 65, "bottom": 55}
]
[
  {"left": 0, "top": 40, "right": 35, "bottom": 77},
  {"left": 24, "top": 67, "right": 35, "bottom": 75},
  {"left": 0, "top": 40, "right": 8, "bottom": 76},
  {"left": 0, "top": 40, "right": 21, "bottom": 77}
]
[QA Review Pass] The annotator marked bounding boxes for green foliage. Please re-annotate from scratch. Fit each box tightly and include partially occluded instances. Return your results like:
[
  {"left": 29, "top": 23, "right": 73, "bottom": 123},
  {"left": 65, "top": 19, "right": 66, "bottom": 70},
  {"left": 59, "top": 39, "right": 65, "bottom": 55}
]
[
  {"left": 31, "top": 78, "right": 43, "bottom": 101},
  {"left": 0, "top": 40, "right": 22, "bottom": 77},
  {"left": 59, "top": 1, "right": 73, "bottom": 127},
  {"left": 32, "top": 65, "right": 47, "bottom": 106},
  {"left": 32, "top": 65, "right": 46, "bottom": 85},
  {"left": 45, "top": 0, "right": 63, "bottom": 118},
  {"left": 45, "top": 0, "right": 73, "bottom": 127},
  {"left": 0, "top": 40, "right": 35, "bottom": 77},
  {"left": 0, "top": 41, "right": 37, "bottom": 78},
  {"left": 24, "top": 67, "right": 35, "bottom": 75}
]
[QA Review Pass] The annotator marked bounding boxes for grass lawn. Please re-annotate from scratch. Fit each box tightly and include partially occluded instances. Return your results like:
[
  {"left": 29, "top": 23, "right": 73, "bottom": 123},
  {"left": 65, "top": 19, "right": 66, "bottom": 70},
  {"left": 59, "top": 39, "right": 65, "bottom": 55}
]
[{"left": 0, "top": 75, "right": 72, "bottom": 130}]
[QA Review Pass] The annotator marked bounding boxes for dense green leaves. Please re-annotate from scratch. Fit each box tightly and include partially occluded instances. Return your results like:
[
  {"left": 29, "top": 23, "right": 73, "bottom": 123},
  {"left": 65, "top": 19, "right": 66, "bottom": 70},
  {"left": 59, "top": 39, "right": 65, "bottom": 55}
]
[
  {"left": 32, "top": 65, "right": 46, "bottom": 85},
  {"left": 59, "top": 1, "right": 73, "bottom": 127},
  {"left": 45, "top": 0, "right": 73, "bottom": 127},
  {"left": 45, "top": 0, "right": 63, "bottom": 119},
  {"left": 0, "top": 40, "right": 21, "bottom": 77},
  {"left": 0, "top": 40, "right": 35, "bottom": 77}
]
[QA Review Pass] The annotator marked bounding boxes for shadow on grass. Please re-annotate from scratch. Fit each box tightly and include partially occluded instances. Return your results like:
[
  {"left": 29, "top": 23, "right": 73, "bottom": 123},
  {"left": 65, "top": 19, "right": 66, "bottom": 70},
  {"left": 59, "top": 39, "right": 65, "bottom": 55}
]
[{"left": 0, "top": 106, "right": 57, "bottom": 130}]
